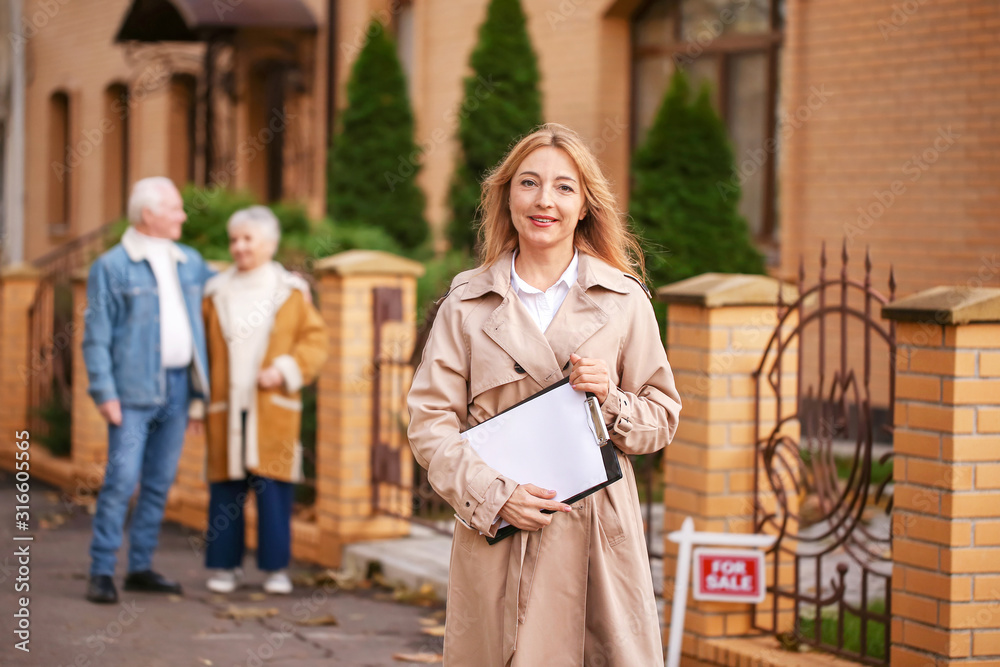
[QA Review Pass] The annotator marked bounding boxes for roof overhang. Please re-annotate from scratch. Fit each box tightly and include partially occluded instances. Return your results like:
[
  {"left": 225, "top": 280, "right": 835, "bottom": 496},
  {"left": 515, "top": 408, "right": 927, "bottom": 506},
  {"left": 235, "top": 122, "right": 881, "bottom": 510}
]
[{"left": 115, "top": 0, "right": 318, "bottom": 42}]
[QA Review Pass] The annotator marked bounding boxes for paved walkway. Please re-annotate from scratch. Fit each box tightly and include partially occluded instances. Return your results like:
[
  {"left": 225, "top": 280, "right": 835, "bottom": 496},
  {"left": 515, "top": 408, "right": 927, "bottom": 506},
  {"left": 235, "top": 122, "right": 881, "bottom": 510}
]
[{"left": 0, "top": 471, "right": 444, "bottom": 667}]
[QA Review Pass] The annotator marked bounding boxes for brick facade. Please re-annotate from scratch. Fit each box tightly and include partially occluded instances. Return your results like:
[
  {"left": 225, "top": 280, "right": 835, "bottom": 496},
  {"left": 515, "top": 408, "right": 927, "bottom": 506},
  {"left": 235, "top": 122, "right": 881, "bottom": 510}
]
[{"left": 18, "top": 0, "right": 999, "bottom": 297}]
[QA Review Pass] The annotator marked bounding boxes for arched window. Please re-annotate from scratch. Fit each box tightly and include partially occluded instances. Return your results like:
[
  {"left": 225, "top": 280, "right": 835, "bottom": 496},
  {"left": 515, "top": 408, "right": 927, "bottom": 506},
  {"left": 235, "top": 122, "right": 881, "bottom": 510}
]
[
  {"left": 104, "top": 83, "right": 130, "bottom": 223},
  {"left": 169, "top": 74, "right": 198, "bottom": 188},
  {"left": 247, "top": 62, "right": 287, "bottom": 203},
  {"left": 48, "top": 91, "right": 71, "bottom": 236},
  {"left": 633, "top": 0, "right": 783, "bottom": 251}
]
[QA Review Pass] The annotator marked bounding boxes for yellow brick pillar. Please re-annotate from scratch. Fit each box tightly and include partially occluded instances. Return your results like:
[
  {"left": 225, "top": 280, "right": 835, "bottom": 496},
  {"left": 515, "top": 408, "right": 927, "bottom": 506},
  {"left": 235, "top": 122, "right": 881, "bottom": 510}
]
[
  {"left": 883, "top": 288, "right": 1000, "bottom": 666},
  {"left": 657, "top": 273, "right": 799, "bottom": 664},
  {"left": 312, "top": 250, "right": 424, "bottom": 567},
  {"left": 69, "top": 267, "right": 109, "bottom": 492},
  {"left": 0, "top": 264, "right": 41, "bottom": 467}
]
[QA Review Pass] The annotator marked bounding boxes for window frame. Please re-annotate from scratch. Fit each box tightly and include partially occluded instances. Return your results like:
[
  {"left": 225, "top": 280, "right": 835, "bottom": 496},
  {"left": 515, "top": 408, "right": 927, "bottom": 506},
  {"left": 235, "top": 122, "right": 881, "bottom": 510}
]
[{"left": 630, "top": 0, "right": 784, "bottom": 252}]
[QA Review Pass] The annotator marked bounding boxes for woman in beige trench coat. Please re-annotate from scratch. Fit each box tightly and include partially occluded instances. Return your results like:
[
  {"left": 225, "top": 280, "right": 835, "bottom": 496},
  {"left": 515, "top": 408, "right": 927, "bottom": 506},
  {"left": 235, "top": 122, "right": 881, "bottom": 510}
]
[{"left": 407, "top": 124, "right": 681, "bottom": 666}]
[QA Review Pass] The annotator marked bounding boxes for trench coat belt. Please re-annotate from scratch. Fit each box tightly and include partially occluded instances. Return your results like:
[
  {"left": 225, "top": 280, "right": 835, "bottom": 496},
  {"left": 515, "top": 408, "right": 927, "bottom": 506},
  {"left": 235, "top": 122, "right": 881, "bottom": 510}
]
[{"left": 502, "top": 528, "right": 543, "bottom": 664}]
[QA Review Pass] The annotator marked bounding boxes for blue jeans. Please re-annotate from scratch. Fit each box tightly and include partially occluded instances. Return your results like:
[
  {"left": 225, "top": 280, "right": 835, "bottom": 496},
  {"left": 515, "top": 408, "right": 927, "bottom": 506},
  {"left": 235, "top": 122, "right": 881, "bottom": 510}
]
[
  {"left": 89, "top": 368, "right": 190, "bottom": 576},
  {"left": 205, "top": 475, "right": 294, "bottom": 571}
]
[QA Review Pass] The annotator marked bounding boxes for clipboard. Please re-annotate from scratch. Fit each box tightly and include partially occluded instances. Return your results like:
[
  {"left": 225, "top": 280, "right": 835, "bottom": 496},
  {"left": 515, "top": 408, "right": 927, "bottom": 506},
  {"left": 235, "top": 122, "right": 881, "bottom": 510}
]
[{"left": 460, "top": 377, "right": 622, "bottom": 544}]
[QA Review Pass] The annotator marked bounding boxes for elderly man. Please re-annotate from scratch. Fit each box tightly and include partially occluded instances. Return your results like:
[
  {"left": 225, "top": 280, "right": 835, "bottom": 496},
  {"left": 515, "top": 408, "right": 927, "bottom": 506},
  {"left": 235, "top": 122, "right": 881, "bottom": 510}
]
[{"left": 82, "top": 177, "right": 212, "bottom": 603}]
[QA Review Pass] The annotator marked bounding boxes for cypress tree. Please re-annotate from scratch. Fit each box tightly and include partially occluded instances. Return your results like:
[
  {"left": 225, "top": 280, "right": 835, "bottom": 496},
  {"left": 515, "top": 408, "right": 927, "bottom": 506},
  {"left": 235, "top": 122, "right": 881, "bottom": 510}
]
[
  {"left": 446, "top": 0, "right": 543, "bottom": 250},
  {"left": 328, "top": 19, "right": 428, "bottom": 249},
  {"left": 630, "top": 69, "right": 765, "bottom": 292}
]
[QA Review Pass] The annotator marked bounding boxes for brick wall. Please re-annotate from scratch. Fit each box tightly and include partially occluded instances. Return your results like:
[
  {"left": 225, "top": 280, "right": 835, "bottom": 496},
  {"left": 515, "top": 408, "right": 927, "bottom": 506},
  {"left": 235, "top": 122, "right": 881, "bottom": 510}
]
[{"left": 779, "top": 0, "right": 1000, "bottom": 410}]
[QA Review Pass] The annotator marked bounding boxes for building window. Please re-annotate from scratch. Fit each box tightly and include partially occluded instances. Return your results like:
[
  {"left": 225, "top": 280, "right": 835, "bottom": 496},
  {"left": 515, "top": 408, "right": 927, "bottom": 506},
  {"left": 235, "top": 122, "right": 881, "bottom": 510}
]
[
  {"left": 168, "top": 74, "right": 199, "bottom": 188},
  {"left": 104, "top": 84, "right": 130, "bottom": 223},
  {"left": 48, "top": 91, "right": 71, "bottom": 236},
  {"left": 247, "top": 62, "right": 286, "bottom": 203},
  {"left": 632, "top": 0, "right": 783, "bottom": 254}
]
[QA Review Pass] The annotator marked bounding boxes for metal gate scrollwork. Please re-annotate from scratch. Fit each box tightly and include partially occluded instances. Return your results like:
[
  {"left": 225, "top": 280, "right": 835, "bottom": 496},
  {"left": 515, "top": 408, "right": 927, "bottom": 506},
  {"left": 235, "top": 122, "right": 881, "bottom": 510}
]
[{"left": 753, "top": 242, "right": 896, "bottom": 665}]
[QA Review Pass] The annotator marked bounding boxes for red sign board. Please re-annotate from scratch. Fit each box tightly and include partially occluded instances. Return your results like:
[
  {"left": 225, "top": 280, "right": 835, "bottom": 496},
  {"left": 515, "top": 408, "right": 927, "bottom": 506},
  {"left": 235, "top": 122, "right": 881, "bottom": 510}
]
[{"left": 692, "top": 548, "right": 766, "bottom": 603}]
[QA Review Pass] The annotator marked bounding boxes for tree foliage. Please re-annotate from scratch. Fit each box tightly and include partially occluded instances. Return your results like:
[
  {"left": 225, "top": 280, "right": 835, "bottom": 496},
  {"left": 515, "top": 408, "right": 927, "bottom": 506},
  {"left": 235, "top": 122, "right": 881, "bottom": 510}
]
[
  {"left": 446, "top": 0, "right": 543, "bottom": 250},
  {"left": 630, "top": 69, "right": 765, "bottom": 293},
  {"left": 328, "top": 19, "right": 428, "bottom": 249}
]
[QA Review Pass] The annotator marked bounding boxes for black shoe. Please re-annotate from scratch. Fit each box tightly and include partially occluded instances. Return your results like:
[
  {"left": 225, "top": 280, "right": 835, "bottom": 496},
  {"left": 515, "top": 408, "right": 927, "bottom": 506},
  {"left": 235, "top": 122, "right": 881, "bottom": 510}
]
[
  {"left": 86, "top": 575, "right": 118, "bottom": 604},
  {"left": 123, "top": 570, "right": 183, "bottom": 594}
]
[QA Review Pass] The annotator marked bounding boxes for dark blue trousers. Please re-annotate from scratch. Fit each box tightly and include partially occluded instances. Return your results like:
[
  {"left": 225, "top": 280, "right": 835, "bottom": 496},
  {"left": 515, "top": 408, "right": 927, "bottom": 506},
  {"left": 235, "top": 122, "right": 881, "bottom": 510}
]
[{"left": 204, "top": 475, "right": 294, "bottom": 571}]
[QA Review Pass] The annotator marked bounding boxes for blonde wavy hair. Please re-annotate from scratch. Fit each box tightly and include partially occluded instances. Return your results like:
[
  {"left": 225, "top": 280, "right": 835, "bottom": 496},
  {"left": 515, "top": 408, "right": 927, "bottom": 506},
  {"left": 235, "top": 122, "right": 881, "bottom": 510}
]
[{"left": 476, "top": 123, "right": 646, "bottom": 283}]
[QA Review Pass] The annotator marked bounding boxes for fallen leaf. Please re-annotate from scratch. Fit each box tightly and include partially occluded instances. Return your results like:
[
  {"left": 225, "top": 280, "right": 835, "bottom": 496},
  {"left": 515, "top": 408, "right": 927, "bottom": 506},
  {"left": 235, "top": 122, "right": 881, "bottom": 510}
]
[
  {"left": 421, "top": 625, "right": 446, "bottom": 637},
  {"left": 393, "top": 582, "right": 438, "bottom": 607},
  {"left": 417, "top": 617, "right": 437, "bottom": 627},
  {"left": 198, "top": 659, "right": 213, "bottom": 666},
  {"left": 248, "top": 593, "right": 267, "bottom": 602},
  {"left": 216, "top": 606, "right": 280, "bottom": 620},
  {"left": 392, "top": 653, "right": 443, "bottom": 663},
  {"left": 296, "top": 614, "right": 339, "bottom": 627}
]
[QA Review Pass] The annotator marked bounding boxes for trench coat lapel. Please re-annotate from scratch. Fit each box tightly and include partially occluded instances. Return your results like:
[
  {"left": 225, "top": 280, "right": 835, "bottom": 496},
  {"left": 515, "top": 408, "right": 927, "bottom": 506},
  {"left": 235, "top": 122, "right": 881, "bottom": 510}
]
[
  {"left": 482, "top": 294, "right": 562, "bottom": 388},
  {"left": 467, "top": 254, "right": 564, "bottom": 388},
  {"left": 543, "top": 281, "right": 608, "bottom": 366}
]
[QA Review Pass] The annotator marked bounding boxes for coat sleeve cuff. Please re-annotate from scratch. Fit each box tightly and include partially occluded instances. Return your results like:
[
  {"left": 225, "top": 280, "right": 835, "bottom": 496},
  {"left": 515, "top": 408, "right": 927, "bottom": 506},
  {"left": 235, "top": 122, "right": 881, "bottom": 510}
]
[
  {"left": 271, "top": 354, "right": 304, "bottom": 393},
  {"left": 89, "top": 386, "right": 119, "bottom": 407},
  {"left": 456, "top": 467, "right": 518, "bottom": 534},
  {"left": 188, "top": 398, "right": 205, "bottom": 420},
  {"left": 600, "top": 385, "right": 634, "bottom": 436},
  {"left": 474, "top": 476, "right": 518, "bottom": 537}
]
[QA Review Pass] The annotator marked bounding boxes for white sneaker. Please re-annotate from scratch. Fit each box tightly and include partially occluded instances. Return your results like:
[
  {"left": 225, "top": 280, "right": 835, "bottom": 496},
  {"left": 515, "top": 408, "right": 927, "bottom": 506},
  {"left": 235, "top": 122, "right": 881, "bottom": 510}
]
[
  {"left": 206, "top": 568, "right": 243, "bottom": 594},
  {"left": 263, "top": 570, "right": 292, "bottom": 595}
]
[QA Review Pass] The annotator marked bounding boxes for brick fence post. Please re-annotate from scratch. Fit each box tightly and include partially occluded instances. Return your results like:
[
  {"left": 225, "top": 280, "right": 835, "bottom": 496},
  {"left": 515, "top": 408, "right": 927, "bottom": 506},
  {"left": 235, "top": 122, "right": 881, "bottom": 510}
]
[
  {"left": 312, "top": 250, "right": 424, "bottom": 568},
  {"left": 0, "top": 264, "right": 41, "bottom": 465},
  {"left": 657, "top": 273, "right": 799, "bottom": 663},
  {"left": 883, "top": 287, "right": 1000, "bottom": 666}
]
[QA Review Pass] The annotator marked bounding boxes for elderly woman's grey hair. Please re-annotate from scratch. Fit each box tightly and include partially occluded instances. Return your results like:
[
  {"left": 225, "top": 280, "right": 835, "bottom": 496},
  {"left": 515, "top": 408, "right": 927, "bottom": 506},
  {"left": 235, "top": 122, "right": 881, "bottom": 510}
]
[
  {"left": 127, "top": 176, "right": 178, "bottom": 224},
  {"left": 227, "top": 206, "right": 282, "bottom": 243}
]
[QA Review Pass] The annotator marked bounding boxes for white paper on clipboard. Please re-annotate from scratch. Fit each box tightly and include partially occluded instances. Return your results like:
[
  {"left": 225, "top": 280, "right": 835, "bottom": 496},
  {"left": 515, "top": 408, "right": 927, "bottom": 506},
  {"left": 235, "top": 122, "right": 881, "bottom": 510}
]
[{"left": 460, "top": 379, "right": 615, "bottom": 509}]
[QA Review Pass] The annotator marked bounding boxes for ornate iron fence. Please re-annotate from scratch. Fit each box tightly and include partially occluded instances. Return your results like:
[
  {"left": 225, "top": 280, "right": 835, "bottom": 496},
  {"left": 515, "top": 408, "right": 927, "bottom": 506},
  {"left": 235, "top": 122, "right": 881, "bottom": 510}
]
[
  {"left": 27, "top": 222, "right": 120, "bottom": 452},
  {"left": 753, "top": 242, "right": 896, "bottom": 665}
]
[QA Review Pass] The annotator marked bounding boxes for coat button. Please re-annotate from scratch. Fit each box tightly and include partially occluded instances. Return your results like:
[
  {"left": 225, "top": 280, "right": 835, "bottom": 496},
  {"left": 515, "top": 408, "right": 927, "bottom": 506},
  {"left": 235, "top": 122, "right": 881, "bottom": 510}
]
[{"left": 465, "top": 502, "right": 470, "bottom": 507}]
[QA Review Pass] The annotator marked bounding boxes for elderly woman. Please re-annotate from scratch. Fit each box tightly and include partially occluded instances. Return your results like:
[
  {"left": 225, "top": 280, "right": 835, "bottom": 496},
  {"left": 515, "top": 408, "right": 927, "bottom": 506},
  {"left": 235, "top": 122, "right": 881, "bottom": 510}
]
[
  {"left": 407, "top": 124, "right": 681, "bottom": 665},
  {"left": 200, "top": 206, "right": 327, "bottom": 595}
]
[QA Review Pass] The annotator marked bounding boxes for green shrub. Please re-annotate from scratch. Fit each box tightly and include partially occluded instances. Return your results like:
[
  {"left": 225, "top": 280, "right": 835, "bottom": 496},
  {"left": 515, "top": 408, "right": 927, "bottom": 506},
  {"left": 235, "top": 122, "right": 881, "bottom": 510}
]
[
  {"left": 328, "top": 18, "right": 428, "bottom": 249},
  {"left": 416, "top": 249, "right": 477, "bottom": 322},
  {"left": 630, "top": 69, "right": 765, "bottom": 301},
  {"left": 446, "top": 0, "right": 543, "bottom": 251}
]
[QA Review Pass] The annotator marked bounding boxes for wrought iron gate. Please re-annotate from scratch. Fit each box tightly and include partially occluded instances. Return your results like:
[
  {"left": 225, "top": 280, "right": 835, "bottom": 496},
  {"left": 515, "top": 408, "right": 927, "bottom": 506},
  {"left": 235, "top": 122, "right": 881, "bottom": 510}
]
[
  {"left": 26, "top": 223, "right": 118, "bottom": 453},
  {"left": 370, "top": 287, "right": 453, "bottom": 533},
  {"left": 753, "top": 242, "right": 896, "bottom": 665}
]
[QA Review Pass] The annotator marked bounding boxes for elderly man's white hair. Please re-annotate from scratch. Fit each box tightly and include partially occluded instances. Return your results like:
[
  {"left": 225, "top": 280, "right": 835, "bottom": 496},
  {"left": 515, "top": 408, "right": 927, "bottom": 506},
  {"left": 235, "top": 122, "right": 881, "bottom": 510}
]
[
  {"left": 227, "top": 206, "right": 281, "bottom": 243},
  {"left": 127, "top": 176, "right": 179, "bottom": 224}
]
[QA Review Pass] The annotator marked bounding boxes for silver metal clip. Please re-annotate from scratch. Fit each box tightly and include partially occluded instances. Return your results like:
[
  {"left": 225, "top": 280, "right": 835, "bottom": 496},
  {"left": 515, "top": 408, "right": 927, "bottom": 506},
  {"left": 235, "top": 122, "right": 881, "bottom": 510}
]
[{"left": 585, "top": 396, "right": 610, "bottom": 445}]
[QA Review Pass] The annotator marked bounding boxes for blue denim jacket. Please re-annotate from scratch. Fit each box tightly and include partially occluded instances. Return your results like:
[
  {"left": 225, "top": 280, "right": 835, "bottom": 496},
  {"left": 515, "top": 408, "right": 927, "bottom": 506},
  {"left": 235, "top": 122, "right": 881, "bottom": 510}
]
[{"left": 82, "top": 229, "right": 213, "bottom": 408}]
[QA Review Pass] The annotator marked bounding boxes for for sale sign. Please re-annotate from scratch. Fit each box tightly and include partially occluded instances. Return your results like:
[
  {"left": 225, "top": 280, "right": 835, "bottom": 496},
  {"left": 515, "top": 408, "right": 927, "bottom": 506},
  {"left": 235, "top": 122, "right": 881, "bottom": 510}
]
[{"left": 692, "top": 547, "right": 766, "bottom": 603}]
